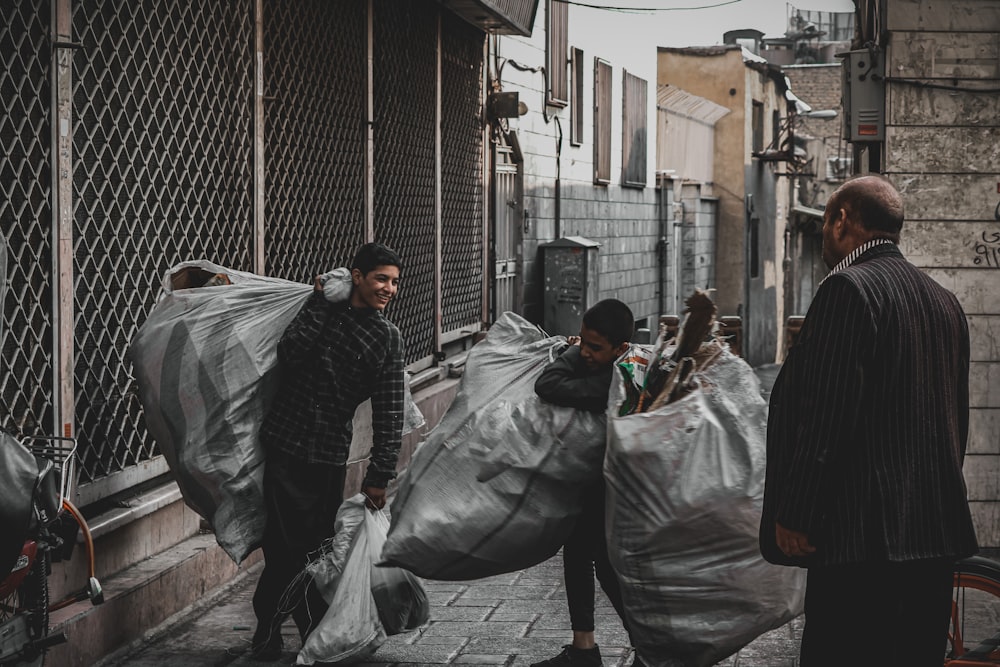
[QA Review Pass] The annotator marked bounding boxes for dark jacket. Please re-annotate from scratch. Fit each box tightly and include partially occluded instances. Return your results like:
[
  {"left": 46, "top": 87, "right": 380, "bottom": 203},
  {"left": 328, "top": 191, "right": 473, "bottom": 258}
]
[
  {"left": 760, "top": 243, "right": 978, "bottom": 567},
  {"left": 260, "top": 292, "right": 404, "bottom": 487},
  {"left": 534, "top": 344, "right": 613, "bottom": 414}
]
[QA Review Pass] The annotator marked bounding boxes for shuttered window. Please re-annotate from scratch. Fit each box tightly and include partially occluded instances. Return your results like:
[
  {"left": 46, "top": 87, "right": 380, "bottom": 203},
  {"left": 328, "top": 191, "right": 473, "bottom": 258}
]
[
  {"left": 570, "top": 47, "right": 584, "bottom": 145},
  {"left": 547, "top": 0, "right": 568, "bottom": 106},
  {"left": 593, "top": 57, "right": 611, "bottom": 184},
  {"left": 621, "top": 69, "right": 647, "bottom": 187}
]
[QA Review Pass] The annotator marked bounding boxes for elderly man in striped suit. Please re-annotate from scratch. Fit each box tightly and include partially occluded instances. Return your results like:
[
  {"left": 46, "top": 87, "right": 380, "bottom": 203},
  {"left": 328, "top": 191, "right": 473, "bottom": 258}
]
[{"left": 760, "top": 175, "right": 979, "bottom": 666}]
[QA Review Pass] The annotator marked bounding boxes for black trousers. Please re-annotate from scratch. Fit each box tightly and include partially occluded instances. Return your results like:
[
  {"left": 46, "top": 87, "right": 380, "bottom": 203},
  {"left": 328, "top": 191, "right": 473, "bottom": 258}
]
[
  {"left": 800, "top": 558, "right": 954, "bottom": 667},
  {"left": 563, "top": 480, "right": 629, "bottom": 636},
  {"left": 251, "top": 450, "right": 347, "bottom": 644}
]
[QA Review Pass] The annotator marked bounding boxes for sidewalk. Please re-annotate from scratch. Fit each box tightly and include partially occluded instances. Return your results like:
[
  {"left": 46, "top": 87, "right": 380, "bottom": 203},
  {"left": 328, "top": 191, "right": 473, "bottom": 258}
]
[
  {"left": 96, "top": 550, "right": 803, "bottom": 667},
  {"left": 96, "top": 364, "right": 798, "bottom": 667}
]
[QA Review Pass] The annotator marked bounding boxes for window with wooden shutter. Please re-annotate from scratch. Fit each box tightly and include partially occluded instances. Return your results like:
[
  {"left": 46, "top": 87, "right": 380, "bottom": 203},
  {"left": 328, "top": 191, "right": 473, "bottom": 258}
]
[
  {"left": 593, "top": 57, "right": 612, "bottom": 184},
  {"left": 621, "top": 69, "right": 647, "bottom": 188},
  {"left": 752, "top": 101, "right": 764, "bottom": 154},
  {"left": 570, "top": 47, "right": 584, "bottom": 145},
  {"left": 547, "top": 0, "right": 568, "bottom": 106}
]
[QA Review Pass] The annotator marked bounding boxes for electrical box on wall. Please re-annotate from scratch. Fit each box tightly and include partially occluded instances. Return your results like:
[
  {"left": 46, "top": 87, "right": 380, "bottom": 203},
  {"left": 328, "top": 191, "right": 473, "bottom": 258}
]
[
  {"left": 838, "top": 48, "right": 885, "bottom": 142},
  {"left": 540, "top": 237, "right": 600, "bottom": 337}
]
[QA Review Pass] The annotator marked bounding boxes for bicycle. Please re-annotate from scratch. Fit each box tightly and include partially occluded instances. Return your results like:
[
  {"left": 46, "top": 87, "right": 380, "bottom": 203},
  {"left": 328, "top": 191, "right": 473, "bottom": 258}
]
[
  {"left": 946, "top": 554, "right": 1000, "bottom": 665},
  {"left": 0, "top": 429, "right": 104, "bottom": 666}
]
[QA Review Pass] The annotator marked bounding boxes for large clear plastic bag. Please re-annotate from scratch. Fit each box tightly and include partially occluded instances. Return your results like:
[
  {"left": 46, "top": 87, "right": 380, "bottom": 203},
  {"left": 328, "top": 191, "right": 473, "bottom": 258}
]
[
  {"left": 127, "top": 260, "right": 423, "bottom": 564},
  {"left": 605, "top": 347, "right": 805, "bottom": 667},
  {"left": 380, "top": 312, "right": 607, "bottom": 581},
  {"left": 298, "top": 495, "right": 429, "bottom": 665}
]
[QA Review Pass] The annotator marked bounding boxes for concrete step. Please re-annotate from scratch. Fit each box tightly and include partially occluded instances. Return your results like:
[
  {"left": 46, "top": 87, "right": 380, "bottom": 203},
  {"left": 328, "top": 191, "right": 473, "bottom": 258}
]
[{"left": 47, "top": 530, "right": 261, "bottom": 667}]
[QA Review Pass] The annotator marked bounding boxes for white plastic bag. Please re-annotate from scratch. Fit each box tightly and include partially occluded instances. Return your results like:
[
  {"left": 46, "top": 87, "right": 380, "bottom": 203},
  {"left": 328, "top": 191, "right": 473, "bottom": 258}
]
[
  {"left": 298, "top": 495, "right": 429, "bottom": 665},
  {"left": 380, "top": 312, "right": 607, "bottom": 581},
  {"left": 297, "top": 507, "right": 385, "bottom": 664},
  {"left": 367, "top": 510, "right": 430, "bottom": 635},
  {"left": 605, "top": 347, "right": 806, "bottom": 667}
]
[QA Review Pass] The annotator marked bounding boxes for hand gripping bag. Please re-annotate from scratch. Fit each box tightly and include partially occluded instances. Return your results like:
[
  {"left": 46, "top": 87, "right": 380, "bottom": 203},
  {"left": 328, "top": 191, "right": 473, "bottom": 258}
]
[
  {"left": 605, "top": 347, "right": 805, "bottom": 667},
  {"left": 297, "top": 495, "right": 429, "bottom": 665},
  {"left": 379, "top": 311, "right": 607, "bottom": 580}
]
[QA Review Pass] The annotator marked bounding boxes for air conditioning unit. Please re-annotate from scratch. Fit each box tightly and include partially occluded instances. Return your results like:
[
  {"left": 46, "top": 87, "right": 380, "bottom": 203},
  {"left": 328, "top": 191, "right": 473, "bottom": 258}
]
[
  {"left": 838, "top": 48, "right": 885, "bottom": 142},
  {"left": 826, "top": 156, "right": 853, "bottom": 181}
]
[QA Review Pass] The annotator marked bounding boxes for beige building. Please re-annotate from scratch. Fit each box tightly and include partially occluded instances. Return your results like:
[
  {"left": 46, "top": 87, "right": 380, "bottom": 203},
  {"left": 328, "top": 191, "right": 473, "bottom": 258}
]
[
  {"left": 851, "top": 0, "right": 999, "bottom": 547},
  {"left": 657, "top": 45, "right": 792, "bottom": 366}
]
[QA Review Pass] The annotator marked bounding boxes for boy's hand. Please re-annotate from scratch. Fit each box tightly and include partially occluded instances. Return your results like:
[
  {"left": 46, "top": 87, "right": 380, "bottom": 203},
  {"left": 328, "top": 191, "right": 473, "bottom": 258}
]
[
  {"left": 567, "top": 335, "right": 581, "bottom": 346},
  {"left": 313, "top": 275, "right": 324, "bottom": 292},
  {"left": 363, "top": 486, "right": 386, "bottom": 510}
]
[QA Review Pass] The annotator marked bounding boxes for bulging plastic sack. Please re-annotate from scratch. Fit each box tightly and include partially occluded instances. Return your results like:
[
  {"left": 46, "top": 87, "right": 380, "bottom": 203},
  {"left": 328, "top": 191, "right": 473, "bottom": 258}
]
[
  {"left": 380, "top": 311, "right": 606, "bottom": 581},
  {"left": 298, "top": 495, "right": 429, "bottom": 665},
  {"left": 127, "top": 260, "right": 422, "bottom": 564},
  {"left": 605, "top": 347, "right": 805, "bottom": 667}
]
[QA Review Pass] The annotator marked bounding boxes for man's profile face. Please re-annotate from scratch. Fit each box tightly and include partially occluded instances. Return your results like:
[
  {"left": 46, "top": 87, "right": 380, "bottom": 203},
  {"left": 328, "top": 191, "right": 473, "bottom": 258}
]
[
  {"left": 821, "top": 199, "right": 844, "bottom": 270},
  {"left": 578, "top": 324, "right": 625, "bottom": 370},
  {"left": 351, "top": 264, "right": 400, "bottom": 311}
]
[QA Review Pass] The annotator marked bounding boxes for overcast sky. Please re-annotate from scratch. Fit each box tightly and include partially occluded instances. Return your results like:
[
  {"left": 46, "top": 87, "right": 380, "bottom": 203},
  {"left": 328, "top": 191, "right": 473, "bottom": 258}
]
[{"left": 570, "top": 0, "right": 856, "bottom": 49}]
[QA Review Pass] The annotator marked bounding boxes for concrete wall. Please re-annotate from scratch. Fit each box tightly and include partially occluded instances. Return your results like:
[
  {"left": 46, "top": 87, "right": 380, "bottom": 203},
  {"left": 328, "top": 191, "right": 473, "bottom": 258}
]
[
  {"left": 882, "top": 0, "right": 1000, "bottom": 547},
  {"left": 498, "top": 4, "right": 666, "bottom": 332}
]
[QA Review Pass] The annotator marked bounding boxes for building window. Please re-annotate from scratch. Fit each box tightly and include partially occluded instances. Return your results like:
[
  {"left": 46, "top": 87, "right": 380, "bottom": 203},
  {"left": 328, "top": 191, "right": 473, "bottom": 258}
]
[
  {"left": 570, "top": 47, "right": 584, "bottom": 145},
  {"left": 547, "top": 0, "right": 568, "bottom": 107},
  {"left": 752, "top": 101, "right": 764, "bottom": 154},
  {"left": 621, "top": 69, "right": 647, "bottom": 188},
  {"left": 749, "top": 216, "right": 760, "bottom": 279},
  {"left": 593, "top": 57, "right": 612, "bottom": 184}
]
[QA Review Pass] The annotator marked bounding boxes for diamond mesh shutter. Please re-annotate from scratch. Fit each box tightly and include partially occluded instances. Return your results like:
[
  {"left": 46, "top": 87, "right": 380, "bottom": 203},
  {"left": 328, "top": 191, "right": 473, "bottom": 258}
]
[
  {"left": 441, "top": 12, "right": 484, "bottom": 334},
  {"left": 264, "top": 0, "right": 366, "bottom": 282},
  {"left": 71, "top": 0, "right": 255, "bottom": 485},
  {"left": 373, "top": 0, "right": 437, "bottom": 365},
  {"left": 0, "top": 0, "right": 54, "bottom": 436}
]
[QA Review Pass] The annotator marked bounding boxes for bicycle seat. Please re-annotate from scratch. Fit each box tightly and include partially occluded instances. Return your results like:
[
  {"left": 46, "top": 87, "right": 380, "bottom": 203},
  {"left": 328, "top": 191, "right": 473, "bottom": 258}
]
[{"left": 0, "top": 430, "right": 39, "bottom": 579}]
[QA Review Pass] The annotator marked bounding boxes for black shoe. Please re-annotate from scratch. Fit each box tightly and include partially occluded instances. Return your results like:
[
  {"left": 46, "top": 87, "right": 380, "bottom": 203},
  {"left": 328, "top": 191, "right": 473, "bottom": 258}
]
[
  {"left": 249, "top": 627, "right": 284, "bottom": 662},
  {"left": 530, "top": 645, "right": 603, "bottom": 667}
]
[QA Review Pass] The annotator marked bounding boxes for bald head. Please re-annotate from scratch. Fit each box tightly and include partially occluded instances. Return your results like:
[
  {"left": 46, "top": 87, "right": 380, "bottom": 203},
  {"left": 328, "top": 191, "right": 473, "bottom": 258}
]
[{"left": 827, "top": 175, "right": 904, "bottom": 242}]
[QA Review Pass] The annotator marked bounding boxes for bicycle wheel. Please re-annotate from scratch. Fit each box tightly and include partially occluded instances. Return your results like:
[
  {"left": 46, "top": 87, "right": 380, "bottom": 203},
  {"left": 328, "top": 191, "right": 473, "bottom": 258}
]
[
  {"left": 0, "top": 549, "right": 49, "bottom": 667},
  {"left": 946, "top": 555, "right": 1000, "bottom": 666}
]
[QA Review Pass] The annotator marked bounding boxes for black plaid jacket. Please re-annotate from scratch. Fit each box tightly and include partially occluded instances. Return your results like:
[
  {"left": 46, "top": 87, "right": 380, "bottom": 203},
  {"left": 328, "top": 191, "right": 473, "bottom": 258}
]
[{"left": 260, "top": 292, "right": 405, "bottom": 488}]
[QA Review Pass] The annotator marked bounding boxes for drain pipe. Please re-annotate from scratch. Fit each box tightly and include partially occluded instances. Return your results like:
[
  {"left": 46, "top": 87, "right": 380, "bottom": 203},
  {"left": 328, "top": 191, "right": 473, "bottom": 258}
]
[
  {"left": 656, "top": 172, "right": 669, "bottom": 316},
  {"left": 554, "top": 116, "right": 563, "bottom": 238},
  {"left": 672, "top": 198, "right": 683, "bottom": 316}
]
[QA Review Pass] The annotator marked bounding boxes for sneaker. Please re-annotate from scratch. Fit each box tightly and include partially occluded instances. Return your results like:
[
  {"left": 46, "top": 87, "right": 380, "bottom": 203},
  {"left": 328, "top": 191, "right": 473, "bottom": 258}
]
[
  {"left": 530, "top": 644, "right": 603, "bottom": 667},
  {"left": 249, "top": 627, "right": 284, "bottom": 662}
]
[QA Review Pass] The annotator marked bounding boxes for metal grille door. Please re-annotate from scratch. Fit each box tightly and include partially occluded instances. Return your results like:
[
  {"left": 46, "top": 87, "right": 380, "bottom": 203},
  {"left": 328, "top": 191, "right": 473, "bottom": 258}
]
[
  {"left": 71, "top": 0, "right": 255, "bottom": 488},
  {"left": 440, "top": 12, "right": 485, "bottom": 335},
  {"left": 373, "top": 0, "right": 438, "bottom": 365},
  {"left": 0, "top": 0, "right": 54, "bottom": 436},
  {"left": 264, "top": 0, "right": 367, "bottom": 282}
]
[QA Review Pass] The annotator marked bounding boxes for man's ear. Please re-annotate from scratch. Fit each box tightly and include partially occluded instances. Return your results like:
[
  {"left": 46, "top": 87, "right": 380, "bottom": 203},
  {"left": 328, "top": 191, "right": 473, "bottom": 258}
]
[
  {"left": 833, "top": 207, "right": 850, "bottom": 239},
  {"left": 351, "top": 268, "right": 363, "bottom": 285}
]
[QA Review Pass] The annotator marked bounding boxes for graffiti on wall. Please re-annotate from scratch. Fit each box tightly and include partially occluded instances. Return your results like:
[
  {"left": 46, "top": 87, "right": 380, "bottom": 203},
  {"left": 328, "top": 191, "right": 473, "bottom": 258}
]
[{"left": 973, "top": 230, "right": 1000, "bottom": 268}]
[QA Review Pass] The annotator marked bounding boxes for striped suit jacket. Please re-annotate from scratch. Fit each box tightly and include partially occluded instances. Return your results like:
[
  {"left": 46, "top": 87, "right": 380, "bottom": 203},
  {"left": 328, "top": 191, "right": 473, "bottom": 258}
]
[{"left": 760, "top": 243, "right": 979, "bottom": 567}]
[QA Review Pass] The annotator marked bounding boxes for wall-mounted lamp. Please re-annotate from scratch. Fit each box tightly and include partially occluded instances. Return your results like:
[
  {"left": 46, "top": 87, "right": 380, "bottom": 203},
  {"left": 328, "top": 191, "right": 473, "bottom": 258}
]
[
  {"left": 799, "top": 109, "right": 838, "bottom": 119},
  {"left": 488, "top": 91, "right": 529, "bottom": 119}
]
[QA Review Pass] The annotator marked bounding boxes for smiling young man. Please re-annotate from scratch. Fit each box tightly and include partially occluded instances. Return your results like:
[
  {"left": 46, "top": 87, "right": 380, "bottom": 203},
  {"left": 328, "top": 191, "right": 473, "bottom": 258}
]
[
  {"left": 532, "top": 299, "right": 643, "bottom": 667},
  {"left": 250, "top": 242, "right": 405, "bottom": 661}
]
